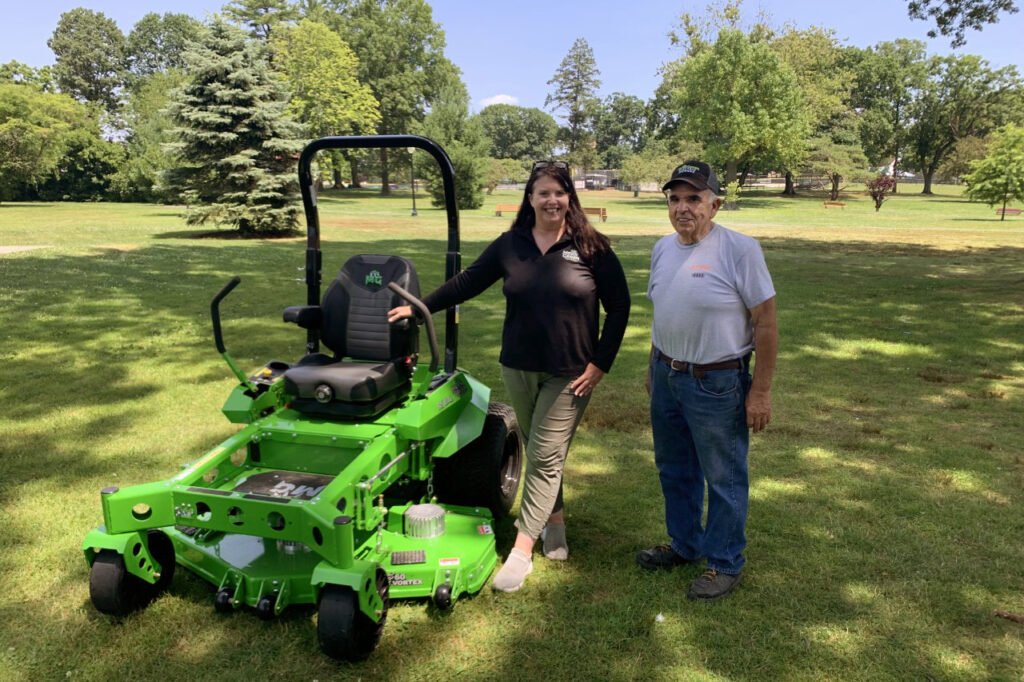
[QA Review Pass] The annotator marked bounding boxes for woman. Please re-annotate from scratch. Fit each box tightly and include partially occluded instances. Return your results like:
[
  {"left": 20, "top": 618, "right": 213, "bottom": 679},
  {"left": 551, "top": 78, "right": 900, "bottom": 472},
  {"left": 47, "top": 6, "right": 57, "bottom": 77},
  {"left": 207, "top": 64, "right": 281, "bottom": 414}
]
[{"left": 388, "top": 161, "right": 630, "bottom": 592}]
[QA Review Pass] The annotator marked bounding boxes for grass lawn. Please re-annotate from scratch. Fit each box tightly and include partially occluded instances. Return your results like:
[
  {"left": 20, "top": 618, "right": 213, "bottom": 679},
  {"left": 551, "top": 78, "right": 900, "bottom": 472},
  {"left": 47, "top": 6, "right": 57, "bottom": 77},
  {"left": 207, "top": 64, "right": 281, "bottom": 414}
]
[{"left": 1, "top": 183, "right": 1022, "bottom": 681}]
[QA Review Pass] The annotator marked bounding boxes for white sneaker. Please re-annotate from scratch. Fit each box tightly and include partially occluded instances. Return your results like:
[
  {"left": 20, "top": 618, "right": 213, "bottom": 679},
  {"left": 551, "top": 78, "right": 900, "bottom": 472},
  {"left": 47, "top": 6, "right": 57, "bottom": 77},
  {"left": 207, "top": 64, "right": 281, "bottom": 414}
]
[{"left": 491, "top": 548, "right": 533, "bottom": 592}]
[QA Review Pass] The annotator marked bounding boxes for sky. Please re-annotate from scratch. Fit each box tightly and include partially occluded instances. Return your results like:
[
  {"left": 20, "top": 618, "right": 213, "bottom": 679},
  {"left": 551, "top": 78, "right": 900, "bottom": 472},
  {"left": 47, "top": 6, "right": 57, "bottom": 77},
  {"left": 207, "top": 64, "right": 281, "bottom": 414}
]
[{"left": 3, "top": 0, "right": 1023, "bottom": 113}]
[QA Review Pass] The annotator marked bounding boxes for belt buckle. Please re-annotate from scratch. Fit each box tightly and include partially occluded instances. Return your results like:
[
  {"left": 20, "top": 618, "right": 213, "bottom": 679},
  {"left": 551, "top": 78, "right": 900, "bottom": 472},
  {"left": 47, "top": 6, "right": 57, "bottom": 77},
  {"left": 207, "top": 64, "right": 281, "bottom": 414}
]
[{"left": 670, "top": 359, "right": 688, "bottom": 372}]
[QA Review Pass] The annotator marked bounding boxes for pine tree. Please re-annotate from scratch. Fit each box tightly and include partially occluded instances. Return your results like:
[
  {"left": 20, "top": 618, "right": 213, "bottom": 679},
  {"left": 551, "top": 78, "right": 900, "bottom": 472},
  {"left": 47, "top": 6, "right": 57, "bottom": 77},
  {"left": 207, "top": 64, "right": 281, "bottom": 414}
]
[
  {"left": 545, "top": 38, "right": 601, "bottom": 167},
  {"left": 165, "top": 18, "right": 303, "bottom": 235}
]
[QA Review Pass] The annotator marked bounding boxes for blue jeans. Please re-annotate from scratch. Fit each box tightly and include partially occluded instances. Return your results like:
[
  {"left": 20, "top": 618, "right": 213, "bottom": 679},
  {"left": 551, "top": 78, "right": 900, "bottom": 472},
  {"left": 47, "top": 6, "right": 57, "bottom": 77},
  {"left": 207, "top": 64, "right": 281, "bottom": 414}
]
[{"left": 649, "top": 355, "right": 751, "bottom": 575}]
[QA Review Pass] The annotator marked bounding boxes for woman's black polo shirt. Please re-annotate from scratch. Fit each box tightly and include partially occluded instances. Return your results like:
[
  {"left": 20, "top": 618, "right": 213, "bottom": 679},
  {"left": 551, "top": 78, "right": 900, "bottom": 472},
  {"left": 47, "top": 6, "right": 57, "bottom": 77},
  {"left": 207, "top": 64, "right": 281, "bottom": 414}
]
[{"left": 423, "top": 229, "right": 630, "bottom": 377}]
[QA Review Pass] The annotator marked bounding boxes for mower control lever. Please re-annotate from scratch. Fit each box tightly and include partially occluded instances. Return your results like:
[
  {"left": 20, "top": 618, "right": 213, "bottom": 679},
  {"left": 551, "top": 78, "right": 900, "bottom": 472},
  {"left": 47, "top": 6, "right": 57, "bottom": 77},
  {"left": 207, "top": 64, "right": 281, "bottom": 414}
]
[
  {"left": 210, "top": 276, "right": 258, "bottom": 392},
  {"left": 387, "top": 282, "right": 439, "bottom": 374}
]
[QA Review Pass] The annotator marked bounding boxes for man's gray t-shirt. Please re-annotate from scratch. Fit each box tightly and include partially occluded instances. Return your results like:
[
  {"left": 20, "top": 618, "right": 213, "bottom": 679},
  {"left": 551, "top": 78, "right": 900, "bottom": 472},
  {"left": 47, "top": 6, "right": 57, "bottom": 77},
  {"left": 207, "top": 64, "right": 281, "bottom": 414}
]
[{"left": 647, "top": 223, "right": 775, "bottom": 365}]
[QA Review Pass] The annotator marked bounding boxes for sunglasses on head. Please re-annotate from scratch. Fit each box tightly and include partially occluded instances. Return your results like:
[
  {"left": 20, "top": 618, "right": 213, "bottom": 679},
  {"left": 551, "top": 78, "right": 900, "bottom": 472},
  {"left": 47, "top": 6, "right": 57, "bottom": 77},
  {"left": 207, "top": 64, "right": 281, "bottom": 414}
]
[{"left": 532, "top": 160, "right": 569, "bottom": 171}]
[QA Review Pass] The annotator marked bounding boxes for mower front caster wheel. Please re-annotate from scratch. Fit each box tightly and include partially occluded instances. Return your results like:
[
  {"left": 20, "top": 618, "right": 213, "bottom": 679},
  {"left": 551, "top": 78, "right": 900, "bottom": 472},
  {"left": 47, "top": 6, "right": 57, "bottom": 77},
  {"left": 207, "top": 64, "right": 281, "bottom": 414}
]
[
  {"left": 89, "top": 530, "right": 176, "bottom": 617},
  {"left": 214, "top": 588, "right": 234, "bottom": 613},
  {"left": 433, "top": 584, "right": 452, "bottom": 611},
  {"left": 256, "top": 595, "right": 276, "bottom": 620},
  {"left": 317, "top": 570, "right": 389, "bottom": 661}
]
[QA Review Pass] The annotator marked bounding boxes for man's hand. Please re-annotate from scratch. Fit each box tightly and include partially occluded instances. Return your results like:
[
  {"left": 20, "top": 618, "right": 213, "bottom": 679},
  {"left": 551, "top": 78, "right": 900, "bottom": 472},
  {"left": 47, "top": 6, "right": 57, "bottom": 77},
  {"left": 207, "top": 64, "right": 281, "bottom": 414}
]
[{"left": 746, "top": 388, "right": 772, "bottom": 432}]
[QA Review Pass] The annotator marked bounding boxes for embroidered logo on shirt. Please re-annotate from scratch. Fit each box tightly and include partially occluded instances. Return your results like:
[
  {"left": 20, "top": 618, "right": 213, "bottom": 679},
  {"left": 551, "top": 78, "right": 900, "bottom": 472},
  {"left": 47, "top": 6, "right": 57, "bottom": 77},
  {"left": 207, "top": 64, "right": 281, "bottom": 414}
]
[{"left": 562, "top": 248, "right": 581, "bottom": 263}]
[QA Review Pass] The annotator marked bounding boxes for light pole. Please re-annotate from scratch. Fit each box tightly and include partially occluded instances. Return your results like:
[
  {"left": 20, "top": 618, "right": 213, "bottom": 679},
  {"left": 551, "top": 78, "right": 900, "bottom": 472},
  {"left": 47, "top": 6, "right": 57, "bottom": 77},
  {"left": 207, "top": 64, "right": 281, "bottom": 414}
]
[{"left": 408, "top": 147, "right": 418, "bottom": 216}]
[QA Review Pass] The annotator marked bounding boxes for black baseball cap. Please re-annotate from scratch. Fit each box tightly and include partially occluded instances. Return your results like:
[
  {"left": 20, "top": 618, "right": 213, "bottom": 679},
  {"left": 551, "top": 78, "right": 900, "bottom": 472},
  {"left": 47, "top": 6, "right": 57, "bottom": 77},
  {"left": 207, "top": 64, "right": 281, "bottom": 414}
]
[{"left": 662, "top": 160, "right": 722, "bottom": 195}]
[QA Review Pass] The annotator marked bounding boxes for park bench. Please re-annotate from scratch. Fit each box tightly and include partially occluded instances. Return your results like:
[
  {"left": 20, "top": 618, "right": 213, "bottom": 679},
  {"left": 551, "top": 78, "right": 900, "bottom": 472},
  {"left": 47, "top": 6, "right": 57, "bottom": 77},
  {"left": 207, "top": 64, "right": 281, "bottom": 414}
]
[
  {"left": 823, "top": 201, "right": 846, "bottom": 209},
  {"left": 494, "top": 204, "right": 519, "bottom": 217},
  {"left": 996, "top": 207, "right": 1021, "bottom": 216},
  {"left": 583, "top": 206, "right": 608, "bottom": 222}
]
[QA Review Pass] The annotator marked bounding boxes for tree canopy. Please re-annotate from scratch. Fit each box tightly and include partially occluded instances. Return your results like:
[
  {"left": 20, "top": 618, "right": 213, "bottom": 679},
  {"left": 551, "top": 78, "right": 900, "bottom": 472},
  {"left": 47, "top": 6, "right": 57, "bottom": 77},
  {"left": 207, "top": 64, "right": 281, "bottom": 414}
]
[
  {"left": 907, "top": 0, "right": 1019, "bottom": 47},
  {"left": 659, "top": 28, "right": 808, "bottom": 185},
  {"left": 477, "top": 104, "right": 557, "bottom": 161},
  {"left": 47, "top": 8, "right": 126, "bottom": 113}
]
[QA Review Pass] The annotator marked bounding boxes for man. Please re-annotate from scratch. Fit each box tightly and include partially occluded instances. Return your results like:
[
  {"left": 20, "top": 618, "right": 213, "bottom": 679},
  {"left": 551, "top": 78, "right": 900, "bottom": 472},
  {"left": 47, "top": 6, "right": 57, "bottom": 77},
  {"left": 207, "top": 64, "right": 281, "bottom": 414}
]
[{"left": 636, "top": 161, "right": 777, "bottom": 600}]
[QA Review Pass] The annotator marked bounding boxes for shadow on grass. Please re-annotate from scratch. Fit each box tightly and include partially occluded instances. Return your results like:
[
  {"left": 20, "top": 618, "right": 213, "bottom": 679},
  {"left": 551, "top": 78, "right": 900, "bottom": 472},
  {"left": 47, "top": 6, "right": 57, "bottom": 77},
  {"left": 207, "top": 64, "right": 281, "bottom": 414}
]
[{"left": 2, "top": 233, "right": 1023, "bottom": 678}]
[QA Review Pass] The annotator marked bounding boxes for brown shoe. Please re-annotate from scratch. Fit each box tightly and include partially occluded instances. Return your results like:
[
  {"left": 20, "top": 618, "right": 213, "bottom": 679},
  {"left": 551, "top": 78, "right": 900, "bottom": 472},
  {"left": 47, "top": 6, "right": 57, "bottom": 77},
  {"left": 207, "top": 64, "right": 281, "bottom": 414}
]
[
  {"left": 687, "top": 568, "right": 742, "bottom": 600},
  {"left": 635, "top": 544, "right": 692, "bottom": 571}
]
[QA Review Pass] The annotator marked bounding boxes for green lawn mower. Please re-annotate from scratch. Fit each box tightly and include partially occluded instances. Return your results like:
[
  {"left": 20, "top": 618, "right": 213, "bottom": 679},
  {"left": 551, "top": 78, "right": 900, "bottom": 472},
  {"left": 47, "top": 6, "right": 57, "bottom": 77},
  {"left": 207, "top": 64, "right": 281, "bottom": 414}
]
[{"left": 82, "top": 135, "right": 524, "bottom": 661}]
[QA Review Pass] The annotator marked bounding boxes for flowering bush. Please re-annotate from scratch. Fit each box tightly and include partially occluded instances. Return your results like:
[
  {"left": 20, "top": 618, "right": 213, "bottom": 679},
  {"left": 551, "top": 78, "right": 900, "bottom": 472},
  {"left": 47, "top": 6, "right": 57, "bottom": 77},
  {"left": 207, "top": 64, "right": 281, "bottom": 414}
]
[{"left": 866, "top": 174, "right": 896, "bottom": 212}]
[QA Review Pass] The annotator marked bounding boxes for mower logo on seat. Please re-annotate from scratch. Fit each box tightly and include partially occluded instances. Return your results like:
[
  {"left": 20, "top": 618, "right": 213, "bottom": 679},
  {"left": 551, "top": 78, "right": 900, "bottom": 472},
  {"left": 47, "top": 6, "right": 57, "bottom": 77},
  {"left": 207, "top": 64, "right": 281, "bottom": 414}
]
[{"left": 365, "top": 270, "right": 383, "bottom": 287}]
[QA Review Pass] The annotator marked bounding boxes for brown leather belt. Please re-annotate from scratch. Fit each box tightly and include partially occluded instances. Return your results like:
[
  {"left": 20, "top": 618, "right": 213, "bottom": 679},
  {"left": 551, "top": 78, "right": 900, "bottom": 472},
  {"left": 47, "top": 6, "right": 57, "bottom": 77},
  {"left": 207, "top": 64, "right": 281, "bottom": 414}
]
[{"left": 655, "top": 349, "right": 748, "bottom": 377}]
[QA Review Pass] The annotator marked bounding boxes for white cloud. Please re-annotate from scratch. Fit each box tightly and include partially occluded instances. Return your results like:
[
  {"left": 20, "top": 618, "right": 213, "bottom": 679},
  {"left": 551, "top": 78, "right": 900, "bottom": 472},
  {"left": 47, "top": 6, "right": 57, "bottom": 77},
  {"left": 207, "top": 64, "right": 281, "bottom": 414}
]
[{"left": 479, "top": 94, "right": 519, "bottom": 108}]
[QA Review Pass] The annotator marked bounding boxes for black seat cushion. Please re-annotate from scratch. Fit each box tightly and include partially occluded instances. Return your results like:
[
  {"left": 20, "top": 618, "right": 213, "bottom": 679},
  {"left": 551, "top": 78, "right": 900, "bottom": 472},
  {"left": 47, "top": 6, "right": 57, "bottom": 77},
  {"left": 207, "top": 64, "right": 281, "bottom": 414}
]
[{"left": 284, "top": 360, "right": 410, "bottom": 418}]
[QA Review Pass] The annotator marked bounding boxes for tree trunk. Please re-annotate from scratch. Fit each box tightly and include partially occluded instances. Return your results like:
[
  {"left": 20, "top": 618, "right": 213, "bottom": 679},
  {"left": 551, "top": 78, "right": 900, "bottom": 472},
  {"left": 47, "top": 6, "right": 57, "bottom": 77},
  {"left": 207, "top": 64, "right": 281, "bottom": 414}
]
[
  {"left": 332, "top": 167, "right": 342, "bottom": 188},
  {"left": 724, "top": 160, "right": 739, "bottom": 187},
  {"left": 347, "top": 153, "right": 362, "bottom": 188},
  {"left": 379, "top": 147, "right": 390, "bottom": 195},
  {"left": 922, "top": 168, "right": 934, "bottom": 195},
  {"left": 830, "top": 174, "right": 840, "bottom": 201},
  {"left": 783, "top": 172, "right": 796, "bottom": 196}
]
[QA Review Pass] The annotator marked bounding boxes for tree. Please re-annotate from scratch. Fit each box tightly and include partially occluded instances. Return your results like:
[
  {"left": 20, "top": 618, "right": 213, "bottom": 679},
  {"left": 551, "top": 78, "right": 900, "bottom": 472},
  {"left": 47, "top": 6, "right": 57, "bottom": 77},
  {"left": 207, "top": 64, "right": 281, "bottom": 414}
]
[
  {"left": 866, "top": 174, "right": 896, "bottom": 211},
  {"left": 660, "top": 28, "right": 807, "bottom": 186},
  {"left": 126, "top": 12, "right": 203, "bottom": 82},
  {"left": 1, "top": 61, "right": 56, "bottom": 91},
  {"left": 47, "top": 8, "right": 126, "bottom": 114},
  {"left": 593, "top": 93, "right": 647, "bottom": 168},
  {"left": 34, "top": 128, "right": 125, "bottom": 201},
  {"left": 418, "top": 80, "right": 488, "bottom": 210},
  {"left": 546, "top": 38, "right": 601, "bottom": 166},
  {"left": 483, "top": 158, "right": 528, "bottom": 194},
  {"left": 328, "top": 0, "right": 456, "bottom": 194},
  {"left": 165, "top": 19, "right": 304, "bottom": 235},
  {"left": 772, "top": 26, "right": 856, "bottom": 194},
  {"left": 804, "top": 114, "right": 871, "bottom": 201},
  {"left": 906, "top": 54, "right": 1021, "bottom": 193},
  {"left": 0, "top": 83, "right": 88, "bottom": 200},
  {"left": 907, "top": 0, "right": 1019, "bottom": 47},
  {"left": 272, "top": 20, "right": 379, "bottom": 139},
  {"left": 272, "top": 19, "right": 380, "bottom": 186},
  {"left": 938, "top": 134, "right": 989, "bottom": 181},
  {"left": 851, "top": 40, "right": 929, "bottom": 192},
  {"left": 477, "top": 104, "right": 558, "bottom": 161},
  {"left": 224, "top": 0, "right": 298, "bottom": 39},
  {"left": 620, "top": 150, "right": 677, "bottom": 197},
  {"left": 965, "top": 123, "right": 1024, "bottom": 219},
  {"left": 108, "top": 71, "right": 185, "bottom": 201}
]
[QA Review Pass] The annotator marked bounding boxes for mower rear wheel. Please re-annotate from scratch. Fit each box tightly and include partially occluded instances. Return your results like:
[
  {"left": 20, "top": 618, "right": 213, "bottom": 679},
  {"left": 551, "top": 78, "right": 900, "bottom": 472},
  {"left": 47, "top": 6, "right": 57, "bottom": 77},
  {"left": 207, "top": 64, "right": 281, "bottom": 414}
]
[
  {"left": 433, "top": 402, "right": 523, "bottom": 518},
  {"left": 89, "top": 530, "right": 176, "bottom": 616},
  {"left": 317, "top": 569, "right": 389, "bottom": 661}
]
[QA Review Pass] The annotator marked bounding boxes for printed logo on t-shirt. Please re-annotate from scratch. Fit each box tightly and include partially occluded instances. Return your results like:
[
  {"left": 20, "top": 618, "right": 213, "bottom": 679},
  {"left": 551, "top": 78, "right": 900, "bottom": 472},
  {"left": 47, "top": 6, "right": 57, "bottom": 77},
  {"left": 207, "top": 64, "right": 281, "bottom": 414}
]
[
  {"left": 562, "top": 248, "right": 581, "bottom": 263},
  {"left": 689, "top": 263, "right": 711, "bottom": 278}
]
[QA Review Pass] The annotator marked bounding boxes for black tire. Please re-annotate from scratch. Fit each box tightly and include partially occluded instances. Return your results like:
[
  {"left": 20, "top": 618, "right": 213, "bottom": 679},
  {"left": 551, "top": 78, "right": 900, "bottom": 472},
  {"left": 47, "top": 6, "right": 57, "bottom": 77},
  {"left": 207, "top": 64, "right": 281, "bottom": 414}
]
[
  {"left": 433, "top": 402, "right": 523, "bottom": 518},
  {"left": 317, "top": 568, "right": 389, "bottom": 662},
  {"left": 89, "top": 530, "right": 175, "bottom": 616},
  {"left": 256, "top": 595, "right": 276, "bottom": 620},
  {"left": 214, "top": 588, "right": 234, "bottom": 613},
  {"left": 433, "top": 583, "right": 452, "bottom": 611}
]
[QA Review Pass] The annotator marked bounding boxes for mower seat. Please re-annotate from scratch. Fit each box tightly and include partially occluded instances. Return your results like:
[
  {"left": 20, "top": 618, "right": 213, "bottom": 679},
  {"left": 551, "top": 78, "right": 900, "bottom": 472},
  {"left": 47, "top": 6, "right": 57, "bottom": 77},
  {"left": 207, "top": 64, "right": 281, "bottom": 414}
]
[{"left": 282, "top": 254, "right": 420, "bottom": 419}]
